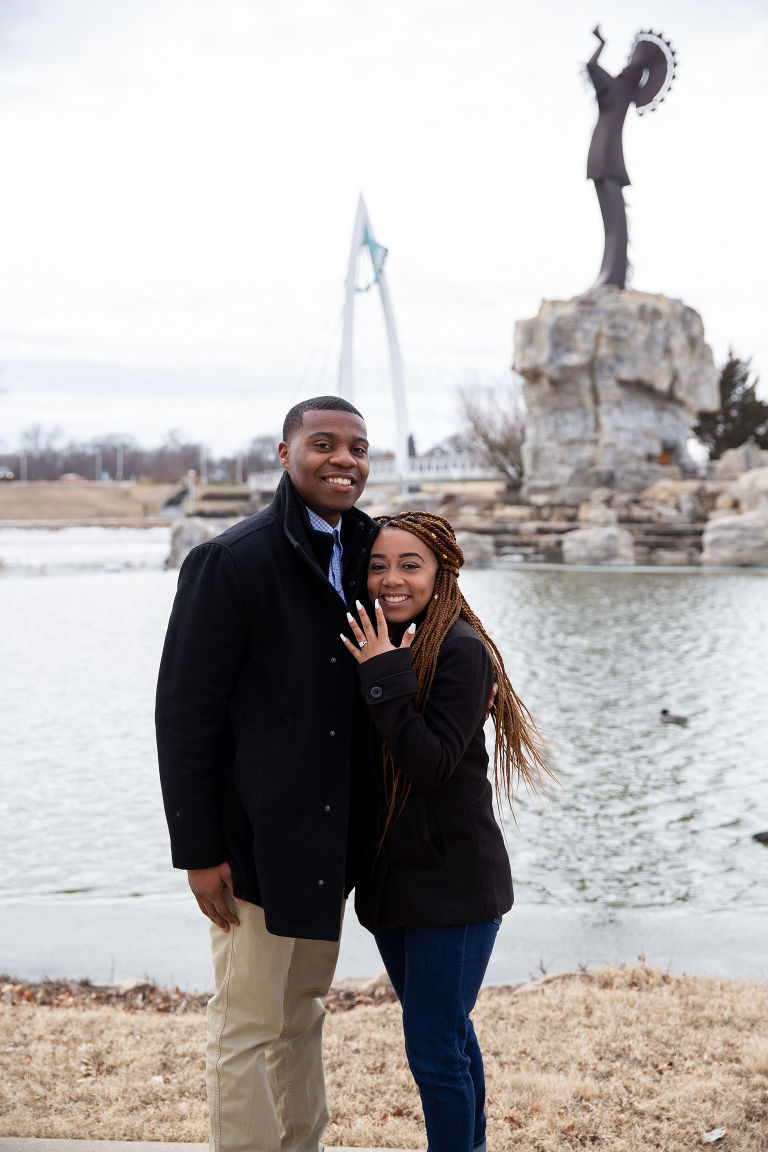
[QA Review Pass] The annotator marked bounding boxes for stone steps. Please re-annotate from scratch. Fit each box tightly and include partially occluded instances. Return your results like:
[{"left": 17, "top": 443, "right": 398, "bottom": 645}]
[
  {"left": 618, "top": 519, "right": 704, "bottom": 537},
  {"left": 627, "top": 522, "right": 705, "bottom": 566},
  {"left": 456, "top": 515, "right": 707, "bottom": 566}
]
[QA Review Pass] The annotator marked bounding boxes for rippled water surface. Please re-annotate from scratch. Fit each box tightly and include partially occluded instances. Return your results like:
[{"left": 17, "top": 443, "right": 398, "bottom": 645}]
[
  {"left": 1, "top": 529, "right": 766, "bottom": 987},
  {"left": 460, "top": 566, "right": 768, "bottom": 912}
]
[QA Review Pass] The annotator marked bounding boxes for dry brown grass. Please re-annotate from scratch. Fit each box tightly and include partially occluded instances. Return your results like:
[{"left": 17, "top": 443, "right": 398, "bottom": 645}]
[
  {"left": 1, "top": 963, "right": 767, "bottom": 1150},
  {"left": 0, "top": 480, "right": 173, "bottom": 523}
]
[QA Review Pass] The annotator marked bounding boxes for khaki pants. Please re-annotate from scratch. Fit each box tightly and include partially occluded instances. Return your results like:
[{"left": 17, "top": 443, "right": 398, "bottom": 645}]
[{"left": 207, "top": 900, "right": 342, "bottom": 1152}]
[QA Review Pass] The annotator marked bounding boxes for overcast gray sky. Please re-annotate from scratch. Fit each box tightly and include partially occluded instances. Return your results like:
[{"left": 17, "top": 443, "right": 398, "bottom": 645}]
[{"left": 0, "top": 0, "right": 766, "bottom": 456}]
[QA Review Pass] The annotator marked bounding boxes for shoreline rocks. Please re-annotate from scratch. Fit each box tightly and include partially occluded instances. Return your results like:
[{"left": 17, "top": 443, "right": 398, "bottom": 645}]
[
  {"left": 561, "top": 525, "right": 635, "bottom": 566},
  {"left": 702, "top": 509, "right": 768, "bottom": 567}
]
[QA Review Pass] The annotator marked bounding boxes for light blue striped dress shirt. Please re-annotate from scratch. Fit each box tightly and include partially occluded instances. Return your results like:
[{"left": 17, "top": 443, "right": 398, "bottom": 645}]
[{"left": 306, "top": 506, "right": 344, "bottom": 598}]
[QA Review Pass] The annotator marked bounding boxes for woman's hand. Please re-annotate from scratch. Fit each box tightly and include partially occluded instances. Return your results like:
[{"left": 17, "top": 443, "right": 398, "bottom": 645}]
[{"left": 340, "top": 599, "right": 416, "bottom": 664}]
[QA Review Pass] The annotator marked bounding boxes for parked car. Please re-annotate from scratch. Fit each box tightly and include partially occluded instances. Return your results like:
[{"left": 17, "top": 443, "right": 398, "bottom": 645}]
[{"left": 0, "top": 466, "right": 15, "bottom": 481}]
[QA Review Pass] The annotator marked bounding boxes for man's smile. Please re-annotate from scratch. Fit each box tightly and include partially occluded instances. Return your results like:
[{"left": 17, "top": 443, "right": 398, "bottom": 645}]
[{"left": 322, "top": 475, "right": 355, "bottom": 487}]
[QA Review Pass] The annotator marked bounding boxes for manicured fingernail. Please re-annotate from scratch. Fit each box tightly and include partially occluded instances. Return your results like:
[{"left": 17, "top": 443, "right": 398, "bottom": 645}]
[
  {"left": 356, "top": 599, "right": 363, "bottom": 609},
  {"left": 408, "top": 622, "right": 416, "bottom": 633},
  {"left": 340, "top": 633, "right": 348, "bottom": 643},
  {"left": 375, "top": 599, "right": 380, "bottom": 610},
  {"left": 346, "top": 612, "right": 354, "bottom": 622}
]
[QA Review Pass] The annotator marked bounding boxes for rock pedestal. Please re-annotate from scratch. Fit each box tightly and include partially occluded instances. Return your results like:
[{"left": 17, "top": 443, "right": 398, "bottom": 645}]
[{"left": 514, "top": 287, "right": 718, "bottom": 504}]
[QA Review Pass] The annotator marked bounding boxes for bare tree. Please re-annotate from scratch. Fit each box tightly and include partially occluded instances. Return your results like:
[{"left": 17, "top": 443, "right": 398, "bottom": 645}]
[
  {"left": 241, "top": 435, "right": 280, "bottom": 474},
  {"left": 3, "top": 426, "right": 283, "bottom": 483},
  {"left": 18, "top": 423, "right": 66, "bottom": 480},
  {"left": 457, "top": 376, "right": 526, "bottom": 485}
]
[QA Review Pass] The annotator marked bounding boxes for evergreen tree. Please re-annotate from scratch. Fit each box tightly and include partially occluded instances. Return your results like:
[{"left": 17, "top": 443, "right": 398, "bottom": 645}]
[{"left": 693, "top": 351, "right": 768, "bottom": 460}]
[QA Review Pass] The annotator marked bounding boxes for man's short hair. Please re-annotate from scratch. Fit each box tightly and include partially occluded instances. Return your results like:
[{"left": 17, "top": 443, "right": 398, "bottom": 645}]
[{"left": 282, "top": 396, "right": 364, "bottom": 442}]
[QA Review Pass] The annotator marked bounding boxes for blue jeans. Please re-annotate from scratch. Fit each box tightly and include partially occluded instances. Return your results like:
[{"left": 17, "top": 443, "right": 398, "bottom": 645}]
[{"left": 375, "top": 919, "right": 501, "bottom": 1152}]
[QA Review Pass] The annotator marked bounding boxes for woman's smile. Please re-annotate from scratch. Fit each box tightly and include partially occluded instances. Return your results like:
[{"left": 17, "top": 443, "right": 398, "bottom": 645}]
[{"left": 367, "top": 527, "right": 439, "bottom": 623}]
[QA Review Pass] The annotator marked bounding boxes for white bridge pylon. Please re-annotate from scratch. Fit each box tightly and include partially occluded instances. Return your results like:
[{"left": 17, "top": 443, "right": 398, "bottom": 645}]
[{"left": 338, "top": 193, "right": 411, "bottom": 488}]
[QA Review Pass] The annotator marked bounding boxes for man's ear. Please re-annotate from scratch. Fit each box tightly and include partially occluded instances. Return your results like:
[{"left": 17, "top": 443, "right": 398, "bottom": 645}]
[{"left": 278, "top": 442, "right": 289, "bottom": 469}]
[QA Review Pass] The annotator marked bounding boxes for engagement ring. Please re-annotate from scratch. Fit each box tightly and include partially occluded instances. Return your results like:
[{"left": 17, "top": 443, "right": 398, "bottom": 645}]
[{"left": 358, "top": 640, "right": 368, "bottom": 648}]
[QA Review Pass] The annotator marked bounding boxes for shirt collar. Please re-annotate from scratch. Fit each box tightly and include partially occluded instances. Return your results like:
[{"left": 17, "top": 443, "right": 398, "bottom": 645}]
[{"left": 305, "top": 505, "right": 341, "bottom": 537}]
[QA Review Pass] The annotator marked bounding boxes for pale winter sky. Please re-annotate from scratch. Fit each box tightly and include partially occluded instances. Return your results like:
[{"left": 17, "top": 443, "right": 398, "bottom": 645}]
[{"left": 0, "top": 0, "right": 766, "bottom": 458}]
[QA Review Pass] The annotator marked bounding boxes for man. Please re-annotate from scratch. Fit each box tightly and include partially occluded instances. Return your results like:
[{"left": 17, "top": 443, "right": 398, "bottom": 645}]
[{"left": 156, "top": 396, "right": 377, "bottom": 1152}]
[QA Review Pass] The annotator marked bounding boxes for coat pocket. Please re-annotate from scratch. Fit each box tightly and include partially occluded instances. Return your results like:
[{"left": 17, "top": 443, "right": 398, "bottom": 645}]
[{"left": 387, "top": 794, "right": 444, "bottom": 868}]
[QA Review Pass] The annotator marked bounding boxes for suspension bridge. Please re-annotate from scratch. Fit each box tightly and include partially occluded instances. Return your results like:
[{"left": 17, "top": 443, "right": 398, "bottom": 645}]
[
  {"left": 247, "top": 451, "right": 502, "bottom": 495},
  {"left": 261, "top": 193, "right": 504, "bottom": 492}
]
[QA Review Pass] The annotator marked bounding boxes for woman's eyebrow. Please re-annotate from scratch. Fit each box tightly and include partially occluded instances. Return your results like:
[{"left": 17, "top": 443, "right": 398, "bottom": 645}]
[{"left": 369, "top": 551, "right": 425, "bottom": 560}]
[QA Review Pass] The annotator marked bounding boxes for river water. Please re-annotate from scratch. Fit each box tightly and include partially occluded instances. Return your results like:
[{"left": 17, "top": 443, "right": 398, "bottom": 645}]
[{"left": 1, "top": 527, "right": 766, "bottom": 990}]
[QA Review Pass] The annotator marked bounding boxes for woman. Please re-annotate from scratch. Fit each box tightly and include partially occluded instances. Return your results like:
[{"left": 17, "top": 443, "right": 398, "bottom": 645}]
[{"left": 340, "top": 510, "right": 551, "bottom": 1152}]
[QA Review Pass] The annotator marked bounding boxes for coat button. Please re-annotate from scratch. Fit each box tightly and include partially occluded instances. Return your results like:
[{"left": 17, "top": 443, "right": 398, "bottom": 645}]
[
  {"left": 370, "top": 686, "right": 382, "bottom": 699},
  {"left": 329, "top": 729, "right": 335, "bottom": 736},
  {"left": 330, "top": 657, "right": 337, "bottom": 664},
  {"left": 318, "top": 879, "right": 325, "bottom": 886},
  {"left": 324, "top": 804, "right": 331, "bottom": 812}
]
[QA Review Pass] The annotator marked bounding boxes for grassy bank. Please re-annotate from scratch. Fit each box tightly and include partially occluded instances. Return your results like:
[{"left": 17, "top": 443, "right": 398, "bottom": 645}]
[
  {"left": 0, "top": 480, "right": 173, "bottom": 523},
  {"left": 1, "top": 962, "right": 766, "bottom": 1150}
]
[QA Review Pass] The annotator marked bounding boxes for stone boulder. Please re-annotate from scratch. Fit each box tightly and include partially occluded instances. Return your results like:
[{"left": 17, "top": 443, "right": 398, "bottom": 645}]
[
  {"left": 639, "top": 479, "right": 708, "bottom": 522},
  {"left": 701, "top": 509, "right": 768, "bottom": 566},
  {"left": 166, "top": 517, "right": 228, "bottom": 569},
  {"left": 456, "top": 531, "right": 496, "bottom": 567},
  {"left": 514, "top": 287, "right": 718, "bottom": 503},
  {"left": 561, "top": 526, "right": 635, "bottom": 566},
  {"left": 492, "top": 504, "right": 537, "bottom": 523},
  {"left": 577, "top": 502, "right": 618, "bottom": 525},
  {"left": 731, "top": 467, "right": 768, "bottom": 512},
  {"left": 384, "top": 491, "right": 447, "bottom": 514},
  {"left": 712, "top": 444, "right": 768, "bottom": 479}
]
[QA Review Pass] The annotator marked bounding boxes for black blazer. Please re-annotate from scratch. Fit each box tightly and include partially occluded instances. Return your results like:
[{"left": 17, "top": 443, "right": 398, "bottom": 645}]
[
  {"left": 354, "top": 618, "right": 514, "bottom": 933},
  {"left": 156, "top": 472, "right": 378, "bottom": 941}
]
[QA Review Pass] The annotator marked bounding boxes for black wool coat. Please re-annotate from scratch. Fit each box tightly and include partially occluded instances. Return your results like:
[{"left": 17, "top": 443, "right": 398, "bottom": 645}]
[
  {"left": 354, "top": 617, "right": 514, "bottom": 933},
  {"left": 155, "top": 472, "right": 378, "bottom": 941}
]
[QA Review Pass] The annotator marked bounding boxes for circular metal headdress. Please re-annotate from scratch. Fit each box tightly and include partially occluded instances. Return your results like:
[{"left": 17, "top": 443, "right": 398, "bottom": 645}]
[{"left": 628, "top": 29, "right": 677, "bottom": 115}]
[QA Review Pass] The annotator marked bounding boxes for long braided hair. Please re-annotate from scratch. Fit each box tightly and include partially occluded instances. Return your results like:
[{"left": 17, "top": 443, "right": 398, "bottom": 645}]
[{"left": 373, "top": 510, "right": 553, "bottom": 839}]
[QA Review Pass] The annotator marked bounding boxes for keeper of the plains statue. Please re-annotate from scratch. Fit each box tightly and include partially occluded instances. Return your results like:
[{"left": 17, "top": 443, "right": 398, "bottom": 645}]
[{"left": 586, "top": 25, "right": 677, "bottom": 289}]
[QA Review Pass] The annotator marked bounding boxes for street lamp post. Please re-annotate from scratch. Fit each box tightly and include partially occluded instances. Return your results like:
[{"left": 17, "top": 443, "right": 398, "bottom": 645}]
[{"left": 187, "top": 469, "right": 196, "bottom": 514}]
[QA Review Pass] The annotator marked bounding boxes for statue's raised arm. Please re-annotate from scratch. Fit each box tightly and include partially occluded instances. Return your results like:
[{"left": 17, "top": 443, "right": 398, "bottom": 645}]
[{"left": 585, "top": 28, "right": 677, "bottom": 289}]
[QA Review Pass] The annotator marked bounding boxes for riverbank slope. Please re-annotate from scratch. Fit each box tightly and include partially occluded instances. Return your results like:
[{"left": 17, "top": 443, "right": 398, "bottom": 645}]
[
  {"left": 2, "top": 962, "right": 766, "bottom": 1150},
  {"left": 0, "top": 482, "right": 172, "bottom": 525}
]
